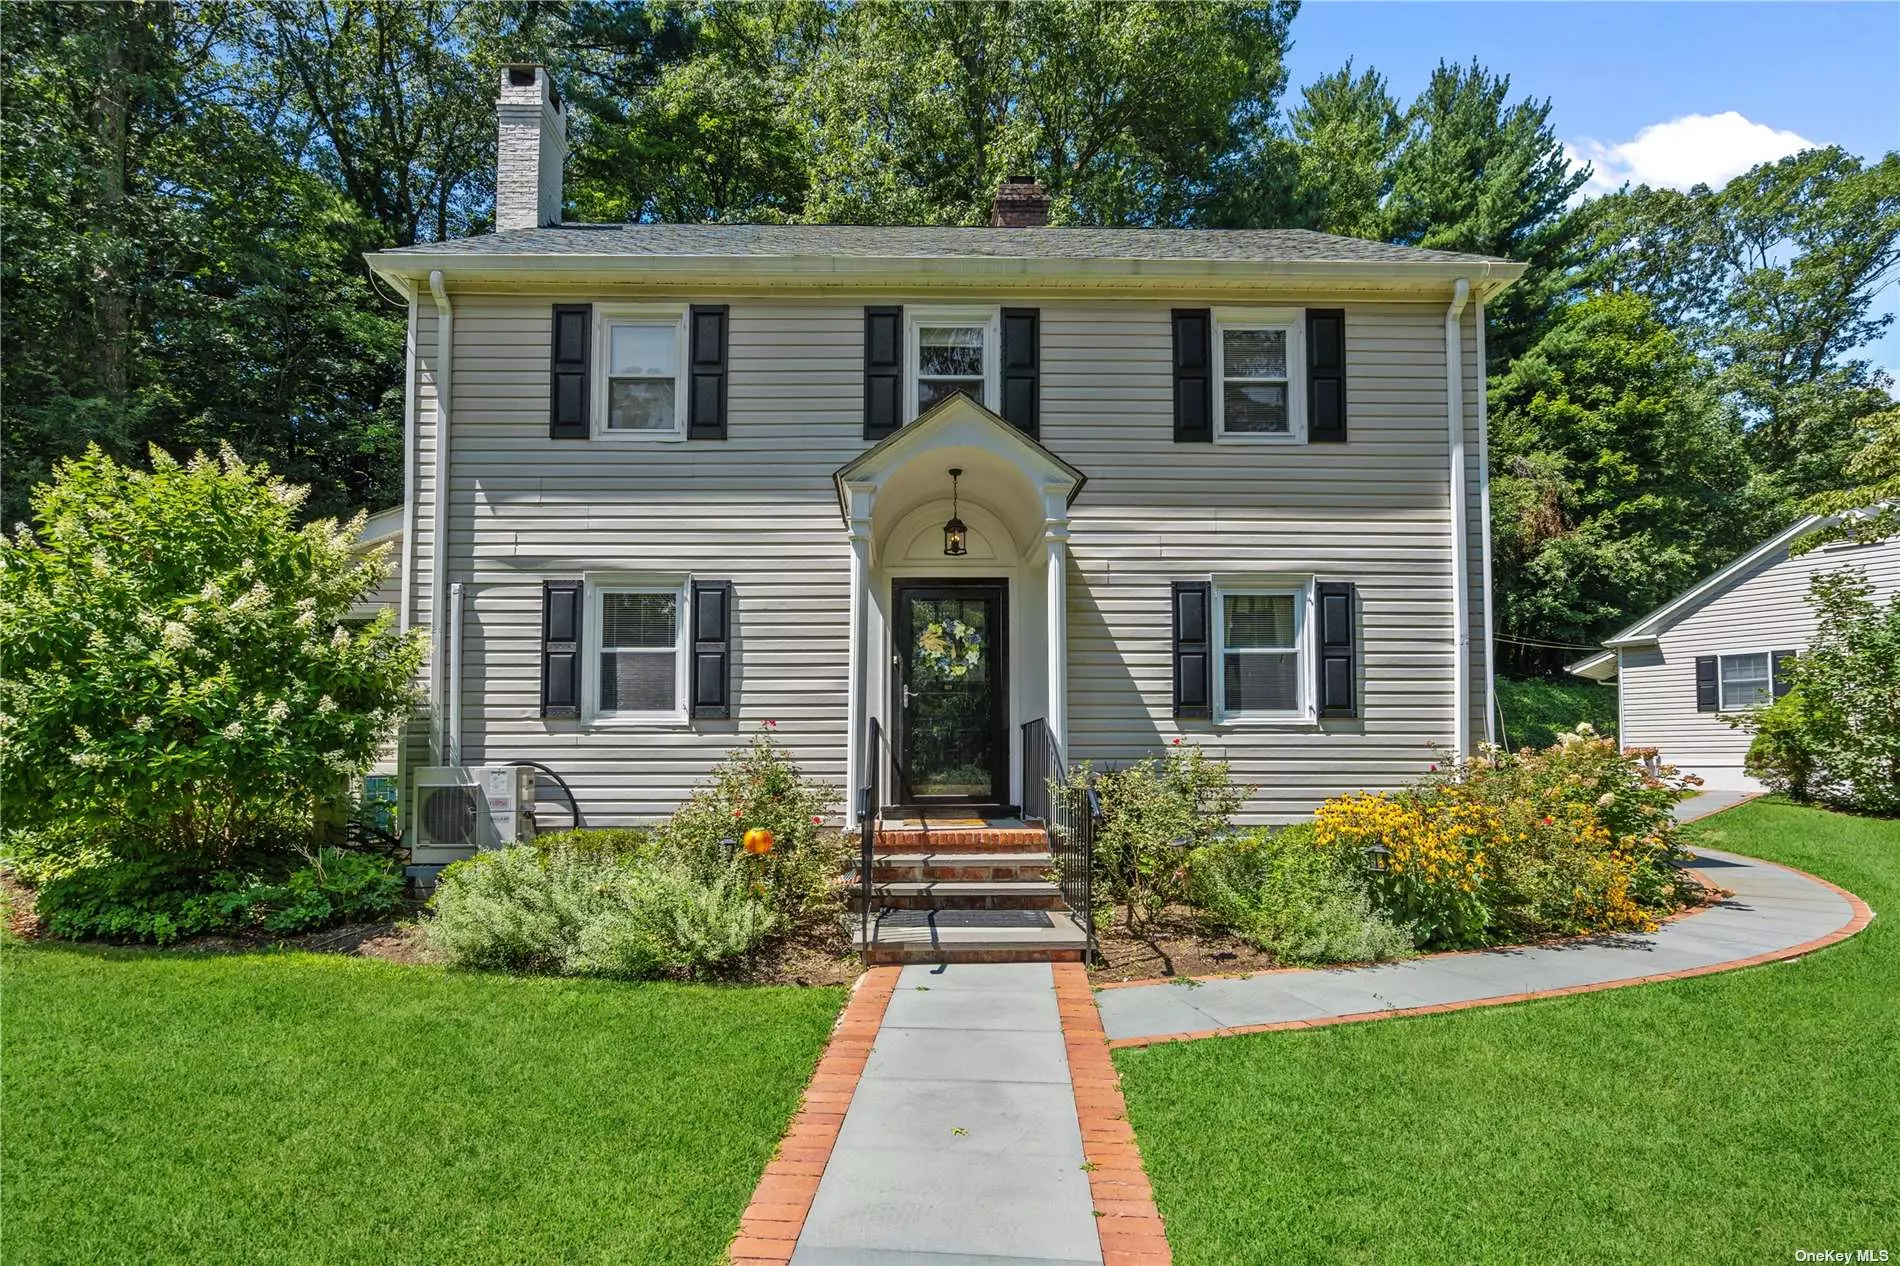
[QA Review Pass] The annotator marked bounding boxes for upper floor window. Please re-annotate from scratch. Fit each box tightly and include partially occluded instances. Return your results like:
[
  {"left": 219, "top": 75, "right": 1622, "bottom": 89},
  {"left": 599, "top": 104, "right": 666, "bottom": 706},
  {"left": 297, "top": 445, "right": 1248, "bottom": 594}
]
[
  {"left": 1217, "top": 584, "right": 1309, "bottom": 720},
  {"left": 596, "top": 308, "right": 687, "bottom": 439},
  {"left": 1215, "top": 309, "right": 1306, "bottom": 443},
  {"left": 908, "top": 308, "right": 998, "bottom": 419}
]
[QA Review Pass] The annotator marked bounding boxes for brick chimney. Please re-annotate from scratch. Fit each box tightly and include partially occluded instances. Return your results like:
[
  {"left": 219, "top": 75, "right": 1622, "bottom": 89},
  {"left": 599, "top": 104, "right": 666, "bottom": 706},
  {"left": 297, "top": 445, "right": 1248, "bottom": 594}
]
[
  {"left": 495, "top": 64, "right": 565, "bottom": 232},
  {"left": 991, "top": 175, "right": 1050, "bottom": 227}
]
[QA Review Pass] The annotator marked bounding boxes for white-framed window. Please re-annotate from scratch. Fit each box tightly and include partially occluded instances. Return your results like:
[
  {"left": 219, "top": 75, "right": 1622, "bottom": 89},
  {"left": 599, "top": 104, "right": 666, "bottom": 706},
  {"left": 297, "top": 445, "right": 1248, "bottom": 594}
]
[
  {"left": 907, "top": 308, "right": 998, "bottom": 419},
  {"left": 1215, "top": 582, "right": 1311, "bottom": 720},
  {"left": 1718, "top": 651, "right": 1775, "bottom": 711},
  {"left": 584, "top": 577, "right": 689, "bottom": 722},
  {"left": 1214, "top": 308, "right": 1306, "bottom": 443},
  {"left": 595, "top": 307, "right": 688, "bottom": 440}
]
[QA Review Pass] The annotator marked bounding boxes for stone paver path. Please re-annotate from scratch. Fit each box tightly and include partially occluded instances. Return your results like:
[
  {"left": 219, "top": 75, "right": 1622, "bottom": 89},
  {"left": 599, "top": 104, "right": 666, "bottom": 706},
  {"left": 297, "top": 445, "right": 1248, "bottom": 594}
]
[
  {"left": 1096, "top": 844, "right": 1870, "bottom": 1047},
  {"left": 790, "top": 962, "right": 1104, "bottom": 1266}
]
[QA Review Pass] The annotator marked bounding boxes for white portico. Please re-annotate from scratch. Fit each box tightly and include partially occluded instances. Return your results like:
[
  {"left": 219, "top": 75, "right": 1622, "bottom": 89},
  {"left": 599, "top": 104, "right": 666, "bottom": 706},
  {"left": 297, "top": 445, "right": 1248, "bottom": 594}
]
[{"left": 834, "top": 395, "right": 1086, "bottom": 811}]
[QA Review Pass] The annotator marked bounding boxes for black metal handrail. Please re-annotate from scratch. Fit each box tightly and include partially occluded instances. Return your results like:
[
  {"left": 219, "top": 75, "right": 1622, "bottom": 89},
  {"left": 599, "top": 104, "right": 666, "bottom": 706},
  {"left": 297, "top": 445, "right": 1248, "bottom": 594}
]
[
  {"left": 858, "top": 716, "right": 881, "bottom": 951},
  {"left": 1021, "top": 717, "right": 1098, "bottom": 962}
]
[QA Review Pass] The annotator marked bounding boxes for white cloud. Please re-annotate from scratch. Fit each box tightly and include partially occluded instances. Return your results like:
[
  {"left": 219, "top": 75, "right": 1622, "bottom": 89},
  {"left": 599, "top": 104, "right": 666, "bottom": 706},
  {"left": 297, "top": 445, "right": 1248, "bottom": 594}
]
[{"left": 1567, "top": 111, "right": 1817, "bottom": 198}]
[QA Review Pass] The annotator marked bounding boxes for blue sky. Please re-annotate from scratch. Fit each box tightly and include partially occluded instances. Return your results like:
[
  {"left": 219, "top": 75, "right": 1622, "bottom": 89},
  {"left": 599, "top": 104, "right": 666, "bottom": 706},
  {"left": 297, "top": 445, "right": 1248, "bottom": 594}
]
[{"left": 1283, "top": 1, "right": 1900, "bottom": 376}]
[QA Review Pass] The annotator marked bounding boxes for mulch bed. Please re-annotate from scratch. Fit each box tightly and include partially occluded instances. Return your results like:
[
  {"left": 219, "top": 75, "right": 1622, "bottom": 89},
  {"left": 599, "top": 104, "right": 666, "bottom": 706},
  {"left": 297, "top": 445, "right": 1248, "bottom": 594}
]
[{"left": 1087, "top": 907, "right": 1283, "bottom": 984}]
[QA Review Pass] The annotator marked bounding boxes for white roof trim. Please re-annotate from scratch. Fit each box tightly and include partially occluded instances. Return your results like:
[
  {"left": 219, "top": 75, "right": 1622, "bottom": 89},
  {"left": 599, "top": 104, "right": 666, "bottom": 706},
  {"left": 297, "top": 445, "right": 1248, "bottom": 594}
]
[
  {"left": 1566, "top": 649, "right": 1619, "bottom": 681},
  {"left": 1597, "top": 515, "right": 1826, "bottom": 650}
]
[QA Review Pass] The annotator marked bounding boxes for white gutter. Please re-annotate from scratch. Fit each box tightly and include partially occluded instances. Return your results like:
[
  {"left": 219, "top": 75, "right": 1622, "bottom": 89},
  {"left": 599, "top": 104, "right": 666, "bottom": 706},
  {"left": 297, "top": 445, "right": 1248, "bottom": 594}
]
[
  {"left": 427, "top": 270, "right": 453, "bottom": 765},
  {"left": 1445, "top": 278, "right": 1472, "bottom": 755},
  {"left": 1475, "top": 298, "right": 1496, "bottom": 746},
  {"left": 398, "top": 294, "right": 418, "bottom": 634}
]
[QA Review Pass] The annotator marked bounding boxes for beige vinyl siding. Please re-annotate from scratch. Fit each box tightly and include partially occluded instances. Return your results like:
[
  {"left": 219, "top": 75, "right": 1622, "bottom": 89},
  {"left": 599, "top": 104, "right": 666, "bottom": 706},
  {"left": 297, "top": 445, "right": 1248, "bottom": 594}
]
[
  {"left": 1619, "top": 535, "right": 1900, "bottom": 787},
  {"left": 409, "top": 293, "right": 1485, "bottom": 827}
]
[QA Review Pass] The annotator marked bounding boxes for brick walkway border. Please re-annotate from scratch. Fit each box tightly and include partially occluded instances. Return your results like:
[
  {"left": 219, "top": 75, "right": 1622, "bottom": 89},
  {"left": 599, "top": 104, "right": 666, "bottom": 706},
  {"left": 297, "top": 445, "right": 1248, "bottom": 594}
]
[
  {"left": 1105, "top": 858, "right": 1874, "bottom": 1051},
  {"left": 1054, "top": 962, "right": 1173, "bottom": 1265},
  {"left": 729, "top": 966, "right": 900, "bottom": 1265}
]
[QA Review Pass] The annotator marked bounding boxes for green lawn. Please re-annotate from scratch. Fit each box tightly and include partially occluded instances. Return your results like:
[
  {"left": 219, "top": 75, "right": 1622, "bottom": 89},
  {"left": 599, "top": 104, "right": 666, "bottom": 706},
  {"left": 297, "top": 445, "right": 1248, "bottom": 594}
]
[
  {"left": 1496, "top": 676, "right": 1618, "bottom": 750},
  {"left": 1115, "top": 798, "right": 1895, "bottom": 1265},
  {"left": 1, "top": 947, "right": 842, "bottom": 1264}
]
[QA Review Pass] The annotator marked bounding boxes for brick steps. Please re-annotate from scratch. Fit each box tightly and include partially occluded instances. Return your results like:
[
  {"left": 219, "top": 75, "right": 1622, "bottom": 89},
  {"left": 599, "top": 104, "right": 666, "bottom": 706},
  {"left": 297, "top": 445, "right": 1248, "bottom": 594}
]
[
  {"left": 864, "top": 852, "right": 1055, "bottom": 884},
  {"left": 853, "top": 818, "right": 1083, "bottom": 961}
]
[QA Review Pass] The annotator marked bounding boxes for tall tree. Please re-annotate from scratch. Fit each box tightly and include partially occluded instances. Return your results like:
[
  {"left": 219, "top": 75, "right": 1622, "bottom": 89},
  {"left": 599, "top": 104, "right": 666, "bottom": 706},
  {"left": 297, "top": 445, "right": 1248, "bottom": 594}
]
[
  {"left": 1488, "top": 291, "right": 1748, "bottom": 665},
  {"left": 1286, "top": 61, "right": 1401, "bottom": 239},
  {"left": 792, "top": 0, "right": 1297, "bottom": 227},
  {"left": 1584, "top": 148, "right": 1900, "bottom": 506},
  {"left": 1384, "top": 60, "right": 1588, "bottom": 364},
  {"left": 1, "top": 1, "right": 403, "bottom": 525}
]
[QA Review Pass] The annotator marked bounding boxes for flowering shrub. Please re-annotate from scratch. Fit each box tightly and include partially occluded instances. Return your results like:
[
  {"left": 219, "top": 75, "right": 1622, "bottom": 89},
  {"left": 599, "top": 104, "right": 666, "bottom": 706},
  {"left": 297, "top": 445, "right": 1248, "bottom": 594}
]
[
  {"left": 1063, "top": 740, "right": 1250, "bottom": 931},
  {"left": 0, "top": 445, "right": 424, "bottom": 867},
  {"left": 660, "top": 724, "right": 845, "bottom": 923},
  {"left": 1314, "top": 792, "right": 1495, "bottom": 947},
  {"left": 1311, "top": 728, "right": 1697, "bottom": 948}
]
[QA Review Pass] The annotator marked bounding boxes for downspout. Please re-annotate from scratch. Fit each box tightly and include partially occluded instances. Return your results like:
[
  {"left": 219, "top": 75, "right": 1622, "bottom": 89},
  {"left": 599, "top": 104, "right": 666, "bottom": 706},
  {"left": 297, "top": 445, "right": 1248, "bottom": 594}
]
[
  {"left": 1445, "top": 277, "right": 1472, "bottom": 755},
  {"left": 428, "top": 270, "right": 453, "bottom": 766},
  {"left": 1475, "top": 296, "right": 1497, "bottom": 747},
  {"left": 448, "top": 583, "right": 465, "bottom": 767},
  {"left": 398, "top": 294, "right": 418, "bottom": 634}
]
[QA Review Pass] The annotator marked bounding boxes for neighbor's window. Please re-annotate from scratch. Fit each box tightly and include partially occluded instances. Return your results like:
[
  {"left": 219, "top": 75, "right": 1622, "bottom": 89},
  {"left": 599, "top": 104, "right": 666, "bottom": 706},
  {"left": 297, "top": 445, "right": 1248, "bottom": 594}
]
[
  {"left": 1216, "top": 311, "right": 1305, "bottom": 441},
  {"left": 910, "top": 311, "right": 996, "bottom": 417},
  {"left": 1718, "top": 652, "right": 1773, "bottom": 711},
  {"left": 1218, "top": 589, "right": 1305, "bottom": 718},
  {"left": 594, "top": 587, "right": 683, "bottom": 717},
  {"left": 600, "top": 315, "right": 684, "bottom": 436}
]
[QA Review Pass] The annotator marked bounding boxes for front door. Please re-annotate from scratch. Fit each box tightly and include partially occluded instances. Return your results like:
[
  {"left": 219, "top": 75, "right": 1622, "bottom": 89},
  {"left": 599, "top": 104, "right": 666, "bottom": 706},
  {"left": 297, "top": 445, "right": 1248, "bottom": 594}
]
[{"left": 892, "top": 580, "right": 1008, "bottom": 808}]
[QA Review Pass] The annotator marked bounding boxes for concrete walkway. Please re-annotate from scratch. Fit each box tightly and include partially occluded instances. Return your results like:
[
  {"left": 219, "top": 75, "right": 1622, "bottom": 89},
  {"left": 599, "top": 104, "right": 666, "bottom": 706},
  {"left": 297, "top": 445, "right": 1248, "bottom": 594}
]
[
  {"left": 1674, "top": 789, "right": 1757, "bottom": 821},
  {"left": 1096, "top": 844, "right": 1869, "bottom": 1046},
  {"left": 790, "top": 962, "right": 1104, "bottom": 1266}
]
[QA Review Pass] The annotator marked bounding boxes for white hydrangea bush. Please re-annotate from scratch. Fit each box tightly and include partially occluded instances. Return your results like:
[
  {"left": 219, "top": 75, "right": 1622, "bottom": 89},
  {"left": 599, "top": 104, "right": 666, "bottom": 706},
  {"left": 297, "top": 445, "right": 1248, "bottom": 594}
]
[{"left": 0, "top": 444, "right": 424, "bottom": 863}]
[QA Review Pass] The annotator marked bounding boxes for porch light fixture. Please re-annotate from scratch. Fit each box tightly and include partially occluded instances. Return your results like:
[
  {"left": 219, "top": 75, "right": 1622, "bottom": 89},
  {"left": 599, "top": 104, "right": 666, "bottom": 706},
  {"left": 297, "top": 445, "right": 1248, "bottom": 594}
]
[{"left": 942, "top": 468, "right": 968, "bottom": 556}]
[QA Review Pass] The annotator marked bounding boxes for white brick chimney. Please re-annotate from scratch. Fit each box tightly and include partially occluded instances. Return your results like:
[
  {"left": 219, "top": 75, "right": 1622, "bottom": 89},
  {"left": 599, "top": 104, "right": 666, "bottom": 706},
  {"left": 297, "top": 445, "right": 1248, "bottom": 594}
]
[{"left": 495, "top": 64, "right": 565, "bottom": 232}]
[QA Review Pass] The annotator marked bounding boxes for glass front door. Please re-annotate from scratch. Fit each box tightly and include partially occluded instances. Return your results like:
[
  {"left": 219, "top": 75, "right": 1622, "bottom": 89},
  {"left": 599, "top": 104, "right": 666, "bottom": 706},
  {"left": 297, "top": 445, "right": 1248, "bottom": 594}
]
[{"left": 893, "top": 581, "right": 1007, "bottom": 806}]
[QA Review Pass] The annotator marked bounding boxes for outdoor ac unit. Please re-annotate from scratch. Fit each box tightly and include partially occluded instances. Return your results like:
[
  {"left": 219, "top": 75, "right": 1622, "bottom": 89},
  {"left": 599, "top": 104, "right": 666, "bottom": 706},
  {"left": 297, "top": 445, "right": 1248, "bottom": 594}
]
[{"left": 409, "top": 765, "right": 539, "bottom": 863}]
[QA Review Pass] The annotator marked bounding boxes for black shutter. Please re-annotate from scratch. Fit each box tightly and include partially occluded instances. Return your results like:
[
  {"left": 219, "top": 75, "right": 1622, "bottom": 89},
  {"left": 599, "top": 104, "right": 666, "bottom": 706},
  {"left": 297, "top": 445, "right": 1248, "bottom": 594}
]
[
  {"left": 1172, "top": 310, "right": 1212, "bottom": 443},
  {"left": 1307, "top": 309, "right": 1347, "bottom": 442},
  {"left": 864, "top": 306, "right": 903, "bottom": 440},
  {"left": 541, "top": 580, "right": 583, "bottom": 718},
  {"left": 1172, "top": 581, "right": 1212, "bottom": 718},
  {"left": 1001, "top": 307, "right": 1040, "bottom": 436},
  {"left": 687, "top": 305, "right": 728, "bottom": 440},
  {"left": 1695, "top": 656, "right": 1719, "bottom": 712},
  {"left": 1772, "top": 650, "right": 1797, "bottom": 698},
  {"left": 1316, "top": 581, "right": 1358, "bottom": 718},
  {"left": 550, "top": 305, "right": 590, "bottom": 439},
  {"left": 690, "top": 581, "right": 733, "bottom": 719}
]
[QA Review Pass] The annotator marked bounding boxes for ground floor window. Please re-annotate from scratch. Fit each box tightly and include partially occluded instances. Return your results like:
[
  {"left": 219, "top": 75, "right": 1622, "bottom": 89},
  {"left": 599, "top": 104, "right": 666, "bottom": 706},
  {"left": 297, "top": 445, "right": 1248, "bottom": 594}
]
[
  {"left": 1216, "top": 585, "right": 1307, "bottom": 720},
  {"left": 1718, "top": 651, "right": 1774, "bottom": 711},
  {"left": 587, "top": 581, "right": 687, "bottom": 721}
]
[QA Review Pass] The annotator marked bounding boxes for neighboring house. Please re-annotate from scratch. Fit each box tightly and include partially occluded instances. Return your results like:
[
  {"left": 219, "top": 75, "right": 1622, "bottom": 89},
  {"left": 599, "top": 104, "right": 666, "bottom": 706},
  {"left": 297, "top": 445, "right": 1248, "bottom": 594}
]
[
  {"left": 363, "top": 65, "right": 1524, "bottom": 868},
  {"left": 1569, "top": 518, "right": 1900, "bottom": 791}
]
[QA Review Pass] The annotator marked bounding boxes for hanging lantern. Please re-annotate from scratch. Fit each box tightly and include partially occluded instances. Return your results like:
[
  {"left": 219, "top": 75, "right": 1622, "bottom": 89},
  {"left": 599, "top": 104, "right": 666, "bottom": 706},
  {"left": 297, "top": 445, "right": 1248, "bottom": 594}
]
[{"left": 943, "top": 467, "right": 968, "bottom": 557}]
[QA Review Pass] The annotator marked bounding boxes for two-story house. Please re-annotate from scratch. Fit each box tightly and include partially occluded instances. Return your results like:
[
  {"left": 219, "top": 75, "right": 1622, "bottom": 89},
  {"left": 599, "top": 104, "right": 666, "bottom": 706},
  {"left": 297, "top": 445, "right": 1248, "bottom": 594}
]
[{"left": 366, "top": 66, "right": 1523, "bottom": 901}]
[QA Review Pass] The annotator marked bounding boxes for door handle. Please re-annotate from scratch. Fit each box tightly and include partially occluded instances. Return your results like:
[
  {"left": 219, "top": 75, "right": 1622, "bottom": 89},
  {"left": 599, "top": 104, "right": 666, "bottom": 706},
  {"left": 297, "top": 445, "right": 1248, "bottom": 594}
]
[{"left": 902, "top": 684, "right": 918, "bottom": 708}]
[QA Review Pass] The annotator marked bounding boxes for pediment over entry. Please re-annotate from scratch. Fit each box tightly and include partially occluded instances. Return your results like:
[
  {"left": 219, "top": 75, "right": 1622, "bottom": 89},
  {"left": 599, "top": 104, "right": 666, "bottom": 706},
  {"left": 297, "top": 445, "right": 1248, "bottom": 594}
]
[{"left": 831, "top": 394, "right": 1086, "bottom": 532}]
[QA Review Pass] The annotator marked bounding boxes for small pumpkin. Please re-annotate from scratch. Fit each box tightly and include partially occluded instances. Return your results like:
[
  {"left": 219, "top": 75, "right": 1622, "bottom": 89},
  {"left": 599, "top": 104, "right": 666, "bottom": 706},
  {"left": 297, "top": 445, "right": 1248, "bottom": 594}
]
[{"left": 742, "top": 827, "right": 775, "bottom": 855}]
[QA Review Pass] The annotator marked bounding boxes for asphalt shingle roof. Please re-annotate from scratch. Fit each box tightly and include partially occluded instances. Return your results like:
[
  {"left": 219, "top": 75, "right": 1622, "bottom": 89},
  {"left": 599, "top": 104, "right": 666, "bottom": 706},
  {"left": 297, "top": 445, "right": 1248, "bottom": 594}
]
[{"left": 383, "top": 223, "right": 1508, "bottom": 266}]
